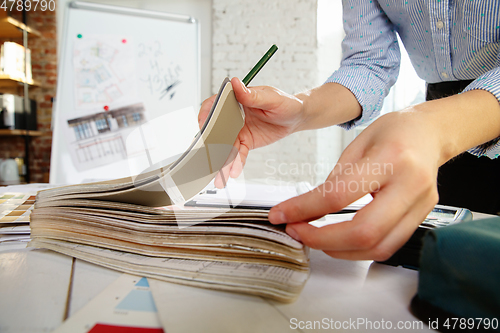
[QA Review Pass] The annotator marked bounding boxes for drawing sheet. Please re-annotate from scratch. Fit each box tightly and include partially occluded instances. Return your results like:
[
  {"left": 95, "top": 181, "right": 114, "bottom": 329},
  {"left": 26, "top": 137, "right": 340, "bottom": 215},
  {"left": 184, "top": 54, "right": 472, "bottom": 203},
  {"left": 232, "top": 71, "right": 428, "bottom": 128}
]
[
  {"left": 54, "top": 273, "right": 163, "bottom": 333},
  {"left": 73, "top": 35, "right": 139, "bottom": 110}
]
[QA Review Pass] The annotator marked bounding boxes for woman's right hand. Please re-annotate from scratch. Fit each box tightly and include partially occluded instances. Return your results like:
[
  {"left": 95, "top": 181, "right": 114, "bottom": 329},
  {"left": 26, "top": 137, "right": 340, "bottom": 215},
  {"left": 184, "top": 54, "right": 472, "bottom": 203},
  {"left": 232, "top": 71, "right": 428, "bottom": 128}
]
[{"left": 198, "top": 77, "right": 306, "bottom": 187}]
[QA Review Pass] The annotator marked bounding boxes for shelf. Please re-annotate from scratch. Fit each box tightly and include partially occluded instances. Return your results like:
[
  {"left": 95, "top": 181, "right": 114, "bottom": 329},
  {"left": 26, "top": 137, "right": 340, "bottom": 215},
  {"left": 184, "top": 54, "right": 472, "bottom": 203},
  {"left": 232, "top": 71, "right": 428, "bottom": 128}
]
[
  {"left": 0, "top": 74, "right": 41, "bottom": 88},
  {"left": 0, "top": 16, "right": 42, "bottom": 39},
  {"left": 0, "top": 13, "right": 43, "bottom": 184},
  {"left": 0, "top": 129, "right": 47, "bottom": 137},
  {"left": 0, "top": 181, "right": 27, "bottom": 186}
]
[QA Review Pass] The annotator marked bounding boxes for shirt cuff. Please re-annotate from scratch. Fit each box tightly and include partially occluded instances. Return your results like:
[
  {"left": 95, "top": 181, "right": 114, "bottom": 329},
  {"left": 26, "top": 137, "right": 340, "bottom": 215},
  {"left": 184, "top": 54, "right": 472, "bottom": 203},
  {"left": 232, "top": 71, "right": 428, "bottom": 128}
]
[
  {"left": 463, "top": 68, "right": 500, "bottom": 159},
  {"left": 467, "top": 139, "right": 500, "bottom": 159},
  {"left": 325, "top": 67, "right": 389, "bottom": 130}
]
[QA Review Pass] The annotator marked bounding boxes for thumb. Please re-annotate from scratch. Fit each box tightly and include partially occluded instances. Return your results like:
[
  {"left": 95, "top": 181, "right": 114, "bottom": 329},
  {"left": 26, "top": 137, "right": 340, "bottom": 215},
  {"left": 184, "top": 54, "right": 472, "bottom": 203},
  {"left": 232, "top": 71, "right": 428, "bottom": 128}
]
[
  {"left": 231, "top": 77, "right": 285, "bottom": 111},
  {"left": 198, "top": 94, "right": 217, "bottom": 129},
  {"left": 268, "top": 181, "right": 358, "bottom": 224}
]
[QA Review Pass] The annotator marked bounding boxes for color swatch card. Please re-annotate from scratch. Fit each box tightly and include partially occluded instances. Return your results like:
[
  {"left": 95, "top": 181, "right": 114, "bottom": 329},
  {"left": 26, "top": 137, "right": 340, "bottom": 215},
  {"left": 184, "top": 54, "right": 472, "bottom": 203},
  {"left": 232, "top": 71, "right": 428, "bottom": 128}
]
[
  {"left": 0, "top": 193, "right": 35, "bottom": 223},
  {"left": 0, "top": 193, "right": 35, "bottom": 243}
]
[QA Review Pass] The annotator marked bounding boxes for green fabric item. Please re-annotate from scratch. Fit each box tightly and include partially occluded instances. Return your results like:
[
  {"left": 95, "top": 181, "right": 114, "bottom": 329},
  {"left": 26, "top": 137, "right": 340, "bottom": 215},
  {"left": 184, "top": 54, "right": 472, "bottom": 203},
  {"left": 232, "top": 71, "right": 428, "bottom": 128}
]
[{"left": 417, "top": 217, "right": 500, "bottom": 319}]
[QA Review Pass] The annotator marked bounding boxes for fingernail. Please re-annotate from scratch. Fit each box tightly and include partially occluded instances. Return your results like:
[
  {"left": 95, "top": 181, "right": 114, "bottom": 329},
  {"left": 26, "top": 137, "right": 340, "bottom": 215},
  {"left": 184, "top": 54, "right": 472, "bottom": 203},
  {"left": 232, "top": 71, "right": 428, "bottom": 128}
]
[
  {"left": 287, "top": 226, "right": 301, "bottom": 242},
  {"left": 239, "top": 79, "right": 250, "bottom": 93},
  {"left": 269, "top": 208, "right": 288, "bottom": 224}
]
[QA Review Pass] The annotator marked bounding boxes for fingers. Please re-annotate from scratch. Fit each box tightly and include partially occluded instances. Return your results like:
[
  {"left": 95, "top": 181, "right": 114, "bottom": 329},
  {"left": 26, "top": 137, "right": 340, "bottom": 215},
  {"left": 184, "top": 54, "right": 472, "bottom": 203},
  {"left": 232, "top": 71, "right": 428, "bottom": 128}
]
[
  {"left": 213, "top": 143, "right": 239, "bottom": 189},
  {"left": 322, "top": 191, "right": 437, "bottom": 261},
  {"left": 231, "top": 77, "right": 287, "bottom": 112},
  {"left": 229, "top": 149, "right": 248, "bottom": 178},
  {"left": 284, "top": 178, "right": 432, "bottom": 249},
  {"left": 198, "top": 94, "right": 217, "bottom": 129},
  {"left": 268, "top": 156, "right": 390, "bottom": 224},
  {"left": 283, "top": 171, "right": 438, "bottom": 260}
]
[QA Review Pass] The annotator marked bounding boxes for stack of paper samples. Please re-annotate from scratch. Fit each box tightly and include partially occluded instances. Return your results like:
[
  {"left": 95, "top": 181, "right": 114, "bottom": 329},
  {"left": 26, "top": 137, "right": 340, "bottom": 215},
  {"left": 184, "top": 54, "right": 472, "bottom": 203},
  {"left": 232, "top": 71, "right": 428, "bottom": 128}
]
[
  {"left": 30, "top": 200, "right": 309, "bottom": 302},
  {"left": 29, "top": 79, "right": 310, "bottom": 302}
]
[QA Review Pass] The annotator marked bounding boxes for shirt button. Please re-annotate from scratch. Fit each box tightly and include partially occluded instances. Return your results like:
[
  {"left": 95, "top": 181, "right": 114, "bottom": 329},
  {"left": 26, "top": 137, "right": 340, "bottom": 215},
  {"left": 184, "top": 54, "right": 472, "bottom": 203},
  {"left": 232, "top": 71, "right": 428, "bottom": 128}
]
[
  {"left": 436, "top": 20, "right": 444, "bottom": 29},
  {"left": 441, "top": 72, "right": 448, "bottom": 78}
]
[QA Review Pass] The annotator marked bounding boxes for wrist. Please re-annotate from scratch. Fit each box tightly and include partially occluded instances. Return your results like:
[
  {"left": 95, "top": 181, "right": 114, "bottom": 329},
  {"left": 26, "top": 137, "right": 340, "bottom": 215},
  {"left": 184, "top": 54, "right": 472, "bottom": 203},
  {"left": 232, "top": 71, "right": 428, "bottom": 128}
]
[
  {"left": 293, "top": 83, "right": 363, "bottom": 132},
  {"left": 293, "top": 91, "right": 312, "bottom": 132},
  {"left": 411, "top": 90, "right": 500, "bottom": 165},
  {"left": 404, "top": 106, "right": 453, "bottom": 167}
]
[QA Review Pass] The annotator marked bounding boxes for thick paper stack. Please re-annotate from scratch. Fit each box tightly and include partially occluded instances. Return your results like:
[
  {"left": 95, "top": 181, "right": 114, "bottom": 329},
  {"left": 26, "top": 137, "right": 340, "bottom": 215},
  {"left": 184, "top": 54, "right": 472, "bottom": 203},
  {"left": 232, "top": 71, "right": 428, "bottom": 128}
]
[
  {"left": 29, "top": 79, "right": 310, "bottom": 302},
  {"left": 30, "top": 199, "right": 309, "bottom": 302}
]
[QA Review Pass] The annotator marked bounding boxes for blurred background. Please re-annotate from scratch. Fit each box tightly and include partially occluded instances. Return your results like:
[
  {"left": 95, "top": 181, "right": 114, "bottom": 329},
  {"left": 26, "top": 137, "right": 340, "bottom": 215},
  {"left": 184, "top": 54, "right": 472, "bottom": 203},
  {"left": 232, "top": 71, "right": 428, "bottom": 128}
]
[{"left": 0, "top": 0, "right": 424, "bottom": 187}]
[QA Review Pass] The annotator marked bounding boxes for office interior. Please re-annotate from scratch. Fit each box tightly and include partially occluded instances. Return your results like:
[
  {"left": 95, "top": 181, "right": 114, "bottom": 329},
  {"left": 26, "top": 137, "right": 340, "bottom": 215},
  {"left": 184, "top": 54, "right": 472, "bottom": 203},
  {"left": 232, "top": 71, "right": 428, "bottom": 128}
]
[
  {"left": 1, "top": 0, "right": 426, "bottom": 187},
  {"left": 0, "top": 1, "right": 498, "bottom": 332}
]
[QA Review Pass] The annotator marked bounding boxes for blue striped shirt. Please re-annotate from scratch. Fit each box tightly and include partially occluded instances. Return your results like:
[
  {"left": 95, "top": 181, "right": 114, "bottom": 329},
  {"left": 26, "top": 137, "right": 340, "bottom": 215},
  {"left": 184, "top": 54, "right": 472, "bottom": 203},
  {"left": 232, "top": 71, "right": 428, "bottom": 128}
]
[{"left": 326, "top": 0, "right": 500, "bottom": 158}]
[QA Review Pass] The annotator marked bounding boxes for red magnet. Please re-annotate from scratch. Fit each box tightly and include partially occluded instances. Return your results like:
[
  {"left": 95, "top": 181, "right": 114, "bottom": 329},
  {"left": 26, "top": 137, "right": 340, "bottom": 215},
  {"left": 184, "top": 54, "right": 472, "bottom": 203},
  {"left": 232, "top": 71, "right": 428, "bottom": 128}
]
[
  {"left": 104, "top": 105, "right": 109, "bottom": 111},
  {"left": 122, "top": 39, "right": 127, "bottom": 43}
]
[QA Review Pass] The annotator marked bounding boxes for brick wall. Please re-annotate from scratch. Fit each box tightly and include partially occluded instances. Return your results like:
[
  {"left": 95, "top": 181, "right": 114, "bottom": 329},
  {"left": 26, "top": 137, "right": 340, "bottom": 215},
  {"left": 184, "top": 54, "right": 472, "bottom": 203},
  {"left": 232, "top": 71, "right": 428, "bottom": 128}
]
[
  {"left": 212, "top": 0, "right": 342, "bottom": 186},
  {"left": 212, "top": 0, "right": 319, "bottom": 94},
  {"left": 1, "top": 9, "right": 57, "bottom": 183}
]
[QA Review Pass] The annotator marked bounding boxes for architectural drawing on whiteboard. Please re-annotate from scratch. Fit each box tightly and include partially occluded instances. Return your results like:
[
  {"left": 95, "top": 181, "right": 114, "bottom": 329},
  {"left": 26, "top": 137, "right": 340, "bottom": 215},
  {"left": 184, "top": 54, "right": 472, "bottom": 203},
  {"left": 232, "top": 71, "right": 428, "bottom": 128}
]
[
  {"left": 66, "top": 103, "right": 146, "bottom": 171},
  {"left": 73, "top": 35, "right": 138, "bottom": 110}
]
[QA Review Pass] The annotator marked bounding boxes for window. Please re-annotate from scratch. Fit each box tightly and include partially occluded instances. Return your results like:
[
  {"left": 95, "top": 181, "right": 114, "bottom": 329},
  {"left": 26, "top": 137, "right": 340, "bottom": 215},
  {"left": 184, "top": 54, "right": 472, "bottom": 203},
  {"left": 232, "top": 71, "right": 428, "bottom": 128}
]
[
  {"left": 132, "top": 112, "right": 141, "bottom": 122},
  {"left": 74, "top": 122, "right": 94, "bottom": 140},
  {"left": 95, "top": 118, "right": 110, "bottom": 133}
]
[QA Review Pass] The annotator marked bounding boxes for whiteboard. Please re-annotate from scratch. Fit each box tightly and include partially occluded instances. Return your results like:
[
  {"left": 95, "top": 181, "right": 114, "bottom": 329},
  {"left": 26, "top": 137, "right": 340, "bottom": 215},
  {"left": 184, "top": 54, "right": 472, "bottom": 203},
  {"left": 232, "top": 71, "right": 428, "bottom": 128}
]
[{"left": 50, "top": 1, "right": 200, "bottom": 184}]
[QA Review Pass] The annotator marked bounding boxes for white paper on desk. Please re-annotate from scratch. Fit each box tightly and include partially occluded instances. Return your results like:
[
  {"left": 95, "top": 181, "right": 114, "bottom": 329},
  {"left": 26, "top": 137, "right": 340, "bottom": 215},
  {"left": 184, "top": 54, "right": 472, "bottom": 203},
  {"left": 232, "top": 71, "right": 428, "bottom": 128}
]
[
  {"left": 0, "top": 225, "right": 30, "bottom": 234},
  {"left": 53, "top": 273, "right": 163, "bottom": 333},
  {"left": 148, "top": 279, "right": 293, "bottom": 333},
  {"left": 0, "top": 183, "right": 58, "bottom": 194},
  {"left": 310, "top": 213, "right": 356, "bottom": 227},
  {"left": 0, "top": 234, "right": 30, "bottom": 242},
  {"left": 189, "top": 181, "right": 310, "bottom": 208},
  {"left": 190, "top": 181, "right": 372, "bottom": 210},
  {"left": 308, "top": 196, "right": 372, "bottom": 227}
]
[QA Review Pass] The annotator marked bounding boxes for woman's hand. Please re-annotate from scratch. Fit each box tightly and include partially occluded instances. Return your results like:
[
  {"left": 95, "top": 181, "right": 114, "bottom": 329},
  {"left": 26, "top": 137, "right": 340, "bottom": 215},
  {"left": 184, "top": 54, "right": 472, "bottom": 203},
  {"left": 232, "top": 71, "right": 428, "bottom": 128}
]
[
  {"left": 269, "top": 109, "right": 443, "bottom": 261},
  {"left": 268, "top": 88, "right": 500, "bottom": 261},
  {"left": 198, "top": 77, "right": 306, "bottom": 187},
  {"left": 199, "top": 78, "right": 363, "bottom": 187}
]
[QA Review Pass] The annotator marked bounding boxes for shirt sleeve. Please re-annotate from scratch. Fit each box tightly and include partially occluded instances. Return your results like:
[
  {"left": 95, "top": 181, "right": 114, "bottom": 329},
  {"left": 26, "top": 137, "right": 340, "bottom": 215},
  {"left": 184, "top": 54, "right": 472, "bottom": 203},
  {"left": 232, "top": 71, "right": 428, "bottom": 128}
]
[
  {"left": 463, "top": 62, "right": 500, "bottom": 159},
  {"left": 325, "top": 0, "right": 401, "bottom": 130}
]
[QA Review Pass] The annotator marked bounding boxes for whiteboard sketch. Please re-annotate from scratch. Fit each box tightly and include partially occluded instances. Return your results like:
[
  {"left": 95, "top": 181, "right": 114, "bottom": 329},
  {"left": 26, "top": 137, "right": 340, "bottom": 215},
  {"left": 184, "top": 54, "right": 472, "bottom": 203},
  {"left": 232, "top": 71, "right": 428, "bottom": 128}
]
[
  {"left": 65, "top": 103, "right": 147, "bottom": 171},
  {"left": 73, "top": 35, "right": 139, "bottom": 110},
  {"left": 51, "top": 1, "right": 200, "bottom": 184},
  {"left": 137, "top": 40, "right": 183, "bottom": 102}
]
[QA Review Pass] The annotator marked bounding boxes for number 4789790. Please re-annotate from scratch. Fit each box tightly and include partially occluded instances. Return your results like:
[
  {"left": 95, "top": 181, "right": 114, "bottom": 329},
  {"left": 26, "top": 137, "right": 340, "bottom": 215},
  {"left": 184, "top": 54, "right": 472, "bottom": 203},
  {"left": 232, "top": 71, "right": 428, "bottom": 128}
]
[{"left": 1, "top": 0, "right": 56, "bottom": 12}]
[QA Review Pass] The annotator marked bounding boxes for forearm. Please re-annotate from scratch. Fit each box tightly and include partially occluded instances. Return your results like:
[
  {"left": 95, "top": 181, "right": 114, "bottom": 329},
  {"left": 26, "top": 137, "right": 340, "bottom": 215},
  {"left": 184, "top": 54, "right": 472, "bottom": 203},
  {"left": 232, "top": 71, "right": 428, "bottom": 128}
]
[
  {"left": 294, "top": 82, "right": 363, "bottom": 132},
  {"left": 413, "top": 89, "right": 500, "bottom": 165}
]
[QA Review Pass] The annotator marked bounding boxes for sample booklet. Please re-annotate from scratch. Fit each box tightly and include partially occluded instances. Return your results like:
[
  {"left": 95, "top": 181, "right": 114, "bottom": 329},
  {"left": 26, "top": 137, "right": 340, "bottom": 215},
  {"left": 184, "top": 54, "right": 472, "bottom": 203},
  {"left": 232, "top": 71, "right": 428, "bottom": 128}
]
[
  {"left": 30, "top": 79, "right": 310, "bottom": 302},
  {"left": 38, "top": 77, "right": 245, "bottom": 207}
]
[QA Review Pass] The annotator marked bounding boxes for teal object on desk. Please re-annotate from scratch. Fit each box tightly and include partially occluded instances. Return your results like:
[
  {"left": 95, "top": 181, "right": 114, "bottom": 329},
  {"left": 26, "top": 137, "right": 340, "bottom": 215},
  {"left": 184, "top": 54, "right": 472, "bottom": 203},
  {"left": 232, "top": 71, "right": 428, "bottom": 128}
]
[{"left": 411, "top": 217, "right": 500, "bottom": 328}]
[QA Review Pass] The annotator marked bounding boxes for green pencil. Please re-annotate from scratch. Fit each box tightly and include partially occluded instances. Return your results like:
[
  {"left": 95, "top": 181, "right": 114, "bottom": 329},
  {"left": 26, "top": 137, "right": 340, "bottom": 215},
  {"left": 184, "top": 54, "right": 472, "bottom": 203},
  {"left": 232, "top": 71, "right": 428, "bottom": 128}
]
[{"left": 242, "top": 44, "right": 278, "bottom": 86}]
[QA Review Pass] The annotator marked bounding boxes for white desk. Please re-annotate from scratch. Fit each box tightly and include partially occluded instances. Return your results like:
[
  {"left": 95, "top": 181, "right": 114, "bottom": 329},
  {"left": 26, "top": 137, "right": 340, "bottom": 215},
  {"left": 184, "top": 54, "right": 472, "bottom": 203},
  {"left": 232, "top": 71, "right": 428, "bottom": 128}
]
[
  {"left": 0, "top": 246, "right": 427, "bottom": 332},
  {"left": 0, "top": 212, "right": 492, "bottom": 333}
]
